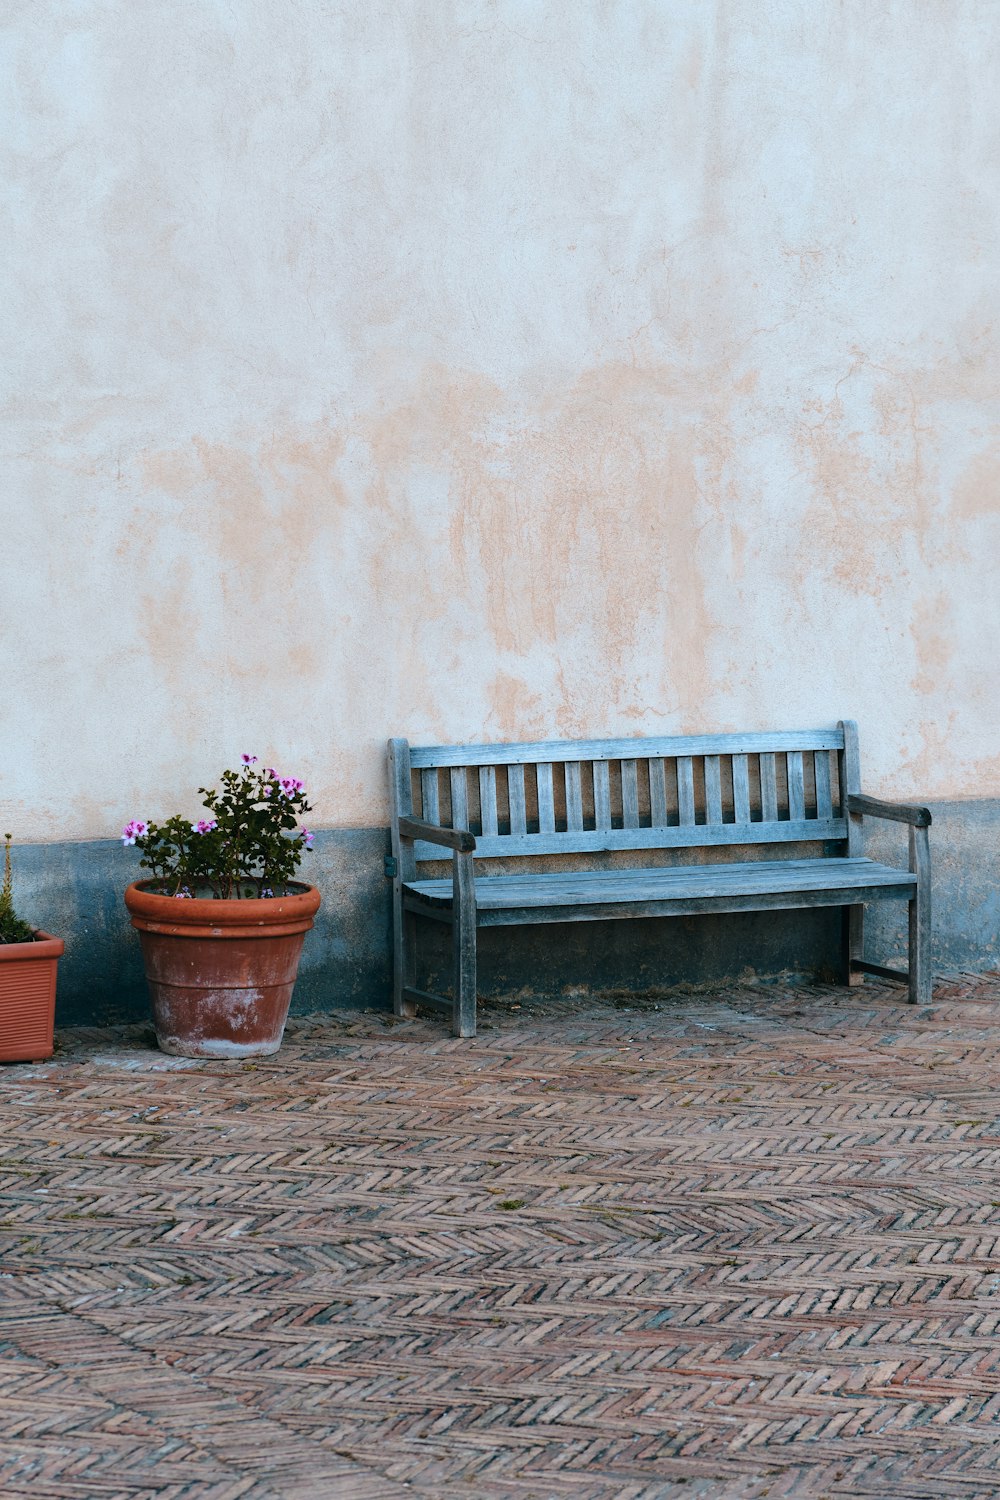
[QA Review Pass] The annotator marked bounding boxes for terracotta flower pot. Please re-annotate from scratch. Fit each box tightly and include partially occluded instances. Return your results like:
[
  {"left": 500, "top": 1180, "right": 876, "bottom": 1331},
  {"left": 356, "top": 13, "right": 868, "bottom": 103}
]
[
  {"left": 124, "top": 882, "right": 321, "bottom": 1058},
  {"left": 0, "top": 931, "right": 64, "bottom": 1063}
]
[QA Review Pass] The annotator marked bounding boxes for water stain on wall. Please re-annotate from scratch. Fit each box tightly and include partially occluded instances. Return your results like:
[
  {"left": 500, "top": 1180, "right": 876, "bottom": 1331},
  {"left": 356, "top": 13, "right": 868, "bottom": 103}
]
[
  {"left": 362, "top": 360, "right": 718, "bottom": 746},
  {"left": 104, "top": 352, "right": 1000, "bottom": 831}
]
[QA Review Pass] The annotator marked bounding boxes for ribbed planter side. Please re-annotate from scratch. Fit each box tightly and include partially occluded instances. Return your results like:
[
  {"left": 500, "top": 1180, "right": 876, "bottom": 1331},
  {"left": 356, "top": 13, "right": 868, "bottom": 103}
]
[
  {"left": 0, "top": 931, "right": 64, "bottom": 1063},
  {"left": 124, "top": 883, "right": 321, "bottom": 1058}
]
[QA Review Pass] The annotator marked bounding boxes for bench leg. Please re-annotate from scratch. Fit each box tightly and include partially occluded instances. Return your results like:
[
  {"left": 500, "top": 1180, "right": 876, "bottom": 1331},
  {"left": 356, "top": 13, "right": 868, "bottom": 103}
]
[
  {"left": 842, "top": 903, "right": 865, "bottom": 985},
  {"left": 452, "top": 849, "right": 477, "bottom": 1038},
  {"left": 452, "top": 913, "right": 477, "bottom": 1038},
  {"left": 392, "top": 892, "right": 417, "bottom": 1019},
  {"left": 908, "top": 825, "right": 932, "bottom": 1006}
]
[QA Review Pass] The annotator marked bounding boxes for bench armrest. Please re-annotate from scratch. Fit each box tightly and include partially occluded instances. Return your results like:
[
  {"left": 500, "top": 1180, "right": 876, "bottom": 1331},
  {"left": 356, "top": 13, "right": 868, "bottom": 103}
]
[
  {"left": 848, "top": 794, "right": 932, "bottom": 829},
  {"left": 397, "top": 817, "right": 477, "bottom": 853}
]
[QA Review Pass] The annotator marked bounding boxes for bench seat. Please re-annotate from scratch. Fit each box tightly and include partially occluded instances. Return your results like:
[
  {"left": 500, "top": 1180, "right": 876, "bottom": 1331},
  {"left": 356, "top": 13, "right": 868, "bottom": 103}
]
[{"left": 403, "top": 856, "right": 916, "bottom": 923}]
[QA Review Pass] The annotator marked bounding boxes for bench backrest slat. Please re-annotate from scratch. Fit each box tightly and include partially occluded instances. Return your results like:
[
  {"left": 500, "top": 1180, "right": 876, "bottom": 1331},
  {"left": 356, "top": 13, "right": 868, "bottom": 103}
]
[
  {"left": 408, "top": 730, "right": 844, "bottom": 769},
  {"left": 479, "top": 766, "right": 499, "bottom": 837},
  {"left": 395, "top": 728, "right": 853, "bottom": 863},
  {"left": 565, "top": 762, "right": 584, "bottom": 831},
  {"left": 421, "top": 767, "right": 440, "bottom": 824}
]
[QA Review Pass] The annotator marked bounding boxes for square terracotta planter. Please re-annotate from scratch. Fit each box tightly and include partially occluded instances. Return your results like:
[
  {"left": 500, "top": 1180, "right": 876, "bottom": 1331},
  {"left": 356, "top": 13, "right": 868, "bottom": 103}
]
[{"left": 0, "top": 931, "right": 64, "bottom": 1062}]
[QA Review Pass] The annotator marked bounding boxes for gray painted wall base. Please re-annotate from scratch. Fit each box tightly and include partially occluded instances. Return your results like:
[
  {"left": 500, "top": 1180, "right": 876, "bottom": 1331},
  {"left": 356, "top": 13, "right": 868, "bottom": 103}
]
[{"left": 5, "top": 800, "right": 996, "bottom": 1028}]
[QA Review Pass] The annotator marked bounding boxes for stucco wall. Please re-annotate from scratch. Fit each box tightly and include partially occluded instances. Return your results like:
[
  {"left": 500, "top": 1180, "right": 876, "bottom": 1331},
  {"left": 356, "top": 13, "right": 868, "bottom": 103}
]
[{"left": 3, "top": 3, "right": 999, "bottom": 996}]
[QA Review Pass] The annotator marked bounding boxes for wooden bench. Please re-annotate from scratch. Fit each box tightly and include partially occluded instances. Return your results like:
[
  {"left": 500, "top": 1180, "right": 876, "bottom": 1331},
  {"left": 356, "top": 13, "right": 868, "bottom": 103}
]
[{"left": 387, "top": 721, "right": 931, "bottom": 1037}]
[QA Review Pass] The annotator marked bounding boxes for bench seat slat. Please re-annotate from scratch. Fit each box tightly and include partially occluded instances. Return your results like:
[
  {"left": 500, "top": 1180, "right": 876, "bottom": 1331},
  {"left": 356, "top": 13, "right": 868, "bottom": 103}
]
[
  {"left": 404, "top": 857, "right": 915, "bottom": 910},
  {"left": 409, "top": 730, "right": 845, "bottom": 768},
  {"left": 467, "top": 884, "right": 915, "bottom": 925}
]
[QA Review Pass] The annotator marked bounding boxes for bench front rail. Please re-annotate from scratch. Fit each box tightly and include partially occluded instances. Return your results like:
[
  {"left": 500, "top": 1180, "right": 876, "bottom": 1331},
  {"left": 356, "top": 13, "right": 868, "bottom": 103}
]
[{"left": 388, "top": 722, "right": 932, "bottom": 1037}]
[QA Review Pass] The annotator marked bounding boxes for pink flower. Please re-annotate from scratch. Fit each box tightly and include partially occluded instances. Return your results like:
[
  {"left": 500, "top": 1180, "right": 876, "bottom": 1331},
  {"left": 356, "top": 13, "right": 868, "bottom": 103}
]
[
  {"left": 241, "top": 753, "right": 257, "bottom": 765},
  {"left": 262, "top": 785, "right": 272, "bottom": 797},
  {"left": 279, "top": 776, "right": 305, "bottom": 798},
  {"left": 265, "top": 767, "right": 278, "bottom": 780},
  {"left": 192, "top": 819, "right": 218, "bottom": 835},
  {"left": 121, "top": 820, "right": 148, "bottom": 846},
  {"left": 299, "top": 827, "right": 315, "bottom": 848}
]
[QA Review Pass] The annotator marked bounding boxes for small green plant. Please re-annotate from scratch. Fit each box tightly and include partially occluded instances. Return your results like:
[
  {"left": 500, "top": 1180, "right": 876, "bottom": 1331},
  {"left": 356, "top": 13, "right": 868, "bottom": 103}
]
[
  {"left": 0, "top": 835, "right": 35, "bottom": 945},
  {"left": 122, "top": 756, "right": 314, "bottom": 900}
]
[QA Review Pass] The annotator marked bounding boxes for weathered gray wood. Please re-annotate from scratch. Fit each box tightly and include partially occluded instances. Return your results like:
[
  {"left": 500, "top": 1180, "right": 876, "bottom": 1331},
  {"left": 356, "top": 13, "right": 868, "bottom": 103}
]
[
  {"left": 787, "top": 751, "right": 805, "bottom": 822},
  {"left": 465, "top": 883, "right": 919, "bottom": 925},
  {"left": 406, "top": 858, "right": 915, "bottom": 909},
  {"left": 388, "top": 738, "right": 416, "bottom": 1019},
  {"left": 909, "top": 822, "right": 932, "bottom": 1005},
  {"left": 399, "top": 816, "right": 476, "bottom": 853},
  {"left": 677, "top": 757, "right": 695, "bottom": 826},
  {"left": 449, "top": 767, "right": 469, "bottom": 838},
  {"left": 390, "top": 723, "right": 931, "bottom": 1040},
  {"left": 414, "top": 818, "right": 848, "bottom": 860},
  {"left": 838, "top": 721, "right": 864, "bottom": 979},
  {"left": 732, "top": 754, "right": 751, "bottom": 824},
  {"left": 840, "top": 719, "right": 862, "bottom": 855},
  {"left": 479, "top": 766, "right": 499, "bottom": 837},
  {"left": 649, "top": 758, "right": 669, "bottom": 827},
  {"left": 704, "top": 756, "right": 723, "bottom": 824},
  {"left": 470, "top": 888, "right": 912, "bottom": 925},
  {"left": 536, "top": 762, "right": 555, "bottom": 834},
  {"left": 420, "top": 768, "right": 440, "bottom": 826},
  {"left": 453, "top": 849, "right": 477, "bottom": 1036},
  {"left": 409, "top": 729, "right": 845, "bottom": 768},
  {"left": 388, "top": 740, "right": 415, "bottom": 867},
  {"left": 564, "top": 762, "right": 584, "bottom": 832},
  {"left": 760, "top": 752, "right": 778, "bottom": 822},
  {"left": 814, "top": 751, "right": 834, "bottom": 821},
  {"left": 406, "top": 880, "right": 919, "bottom": 927},
  {"left": 402, "top": 985, "right": 452, "bottom": 1014},
  {"left": 851, "top": 960, "right": 909, "bottom": 983},
  {"left": 621, "top": 759, "right": 640, "bottom": 829},
  {"left": 593, "top": 760, "right": 612, "bottom": 830},
  {"left": 403, "top": 909, "right": 418, "bottom": 1017},
  {"left": 848, "top": 793, "right": 932, "bottom": 828},
  {"left": 507, "top": 764, "right": 527, "bottom": 836},
  {"left": 843, "top": 904, "right": 865, "bottom": 986},
  {"left": 401, "top": 894, "right": 453, "bottom": 922}
]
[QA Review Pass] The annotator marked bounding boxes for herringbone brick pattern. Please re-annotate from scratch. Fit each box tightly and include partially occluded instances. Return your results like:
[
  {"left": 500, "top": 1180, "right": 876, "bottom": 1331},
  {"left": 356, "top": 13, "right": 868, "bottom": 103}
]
[{"left": 4, "top": 975, "right": 1000, "bottom": 1497}]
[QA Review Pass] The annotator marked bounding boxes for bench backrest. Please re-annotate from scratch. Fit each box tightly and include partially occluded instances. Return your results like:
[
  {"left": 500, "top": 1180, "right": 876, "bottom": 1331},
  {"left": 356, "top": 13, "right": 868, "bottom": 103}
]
[{"left": 389, "top": 723, "right": 860, "bottom": 866}]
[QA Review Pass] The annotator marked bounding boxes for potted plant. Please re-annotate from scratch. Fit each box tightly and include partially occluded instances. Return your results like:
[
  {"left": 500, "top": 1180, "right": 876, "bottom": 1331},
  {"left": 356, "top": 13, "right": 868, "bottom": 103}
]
[
  {"left": 122, "top": 756, "right": 320, "bottom": 1059},
  {"left": 0, "top": 834, "right": 64, "bottom": 1063}
]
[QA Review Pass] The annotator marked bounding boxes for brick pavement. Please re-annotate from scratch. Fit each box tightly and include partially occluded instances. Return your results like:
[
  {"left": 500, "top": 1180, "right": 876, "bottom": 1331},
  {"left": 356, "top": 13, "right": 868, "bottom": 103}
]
[{"left": 3, "top": 974, "right": 1000, "bottom": 1498}]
